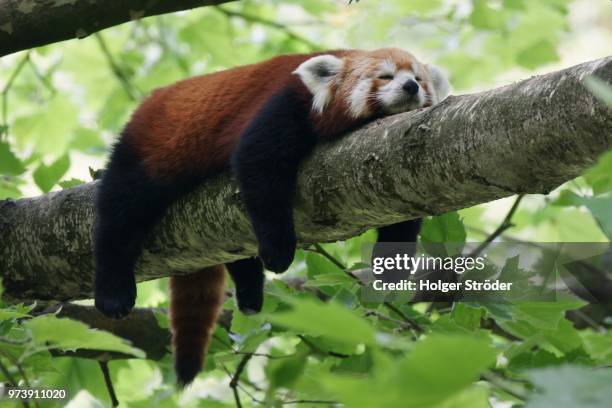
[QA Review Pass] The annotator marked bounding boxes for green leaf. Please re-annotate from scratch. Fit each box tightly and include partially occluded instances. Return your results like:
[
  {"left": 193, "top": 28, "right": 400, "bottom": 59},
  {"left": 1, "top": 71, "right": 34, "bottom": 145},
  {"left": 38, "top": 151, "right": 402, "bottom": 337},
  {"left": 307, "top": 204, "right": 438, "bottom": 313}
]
[
  {"left": 0, "top": 179, "right": 22, "bottom": 199},
  {"left": 0, "top": 141, "right": 26, "bottom": 175},
  {"left": 526, "top": 365, "right": 612, "bottom": 408},
  {"left": 503, "top": 0, "right": 526, "bottom": 10},
  {"left": 584, "top": 76, "right": 612, "bottom": 107},
  {"left": 305, "top": 251, "right": 343, "bottom": 278},
  {"left": 434, "top": 385, "right": 490, "bottom": 408},
  {"left": 12, "top": 96, "right": 78, "bottom": 157},
  {"left": 580, "top": 330, "right": 612, "bottom": 365},
  {"left": 395, "top": 335, "right": 496, "bottom": 404},
  {"left": 553, "top": 190, "right": 612, "bottom": 239},
  {"left": 303, "top": 272, "right": 356, "bottom": 288},
  {"left": 71, "top": 127, "right": 107, "bottom": 154},
  {"left": 584, "top": 151, "right": 612, "bottom": 195},
  {"left": 25, "top": 315, "right": 144, "bottom": 357},
  {"left": 269, "top": 298, "right": 376, "bottom": 346},
  {"left": 58, "top": 178, "right": 85, "bottom": 189},
  {"left": 318, "top": 335, "right": 495, "bottom": 408},
  {"left": 0, "top": 302, "right": 35, "bottom": 320},
  {"left": 470, "top": 0, "right": 504, "bottom": 29},
  {"left": 33, "top": 154, "right": 70, "bottom": 193},
  {"left": 266, "top": 350, "right": 308, "bottom": 390},
  {"left": 421, "top": 212, "right": 466, "bottom": 256},
  {"left": 451, "top": 303, "right": 483, "bottom": 331},
  {"left": 421, "top": 212, "right": 466, "bottom": 243},
  {"left": 396, "top": 0, "right": 443, "bottom": 14},
  {"left": 579, "top": 194, "right": 612, "bottom": 239},
  {"left": 40, "top": 357, "right": 111, "bottom": 404},
  {"left": 516, "top": 40, "right": 559, "bottom": 70},
  {"left": 513, "top": 300, "right": 585, "bottom": 330}
]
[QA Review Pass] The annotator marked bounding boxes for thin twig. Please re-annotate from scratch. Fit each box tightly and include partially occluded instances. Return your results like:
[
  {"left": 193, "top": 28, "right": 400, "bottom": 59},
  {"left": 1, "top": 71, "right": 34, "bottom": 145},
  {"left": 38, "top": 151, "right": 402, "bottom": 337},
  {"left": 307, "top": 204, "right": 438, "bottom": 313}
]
[
  {"left": 364, "top": 309, "right": 412, "bottom": 328},
  {"left": 229, "top": 354, "right": 253, "bottom": 408},
  {"left": 212, "top": 333, "right": 295, "bottom": 359},
  {"left": 0, "top": 335, "right": 31, "bottom": 345},
  {"left": 469, "top": 194, "right": 525, "bottom": 257},
  {"left": 281, "top": 400, "right": 337, "bottom": 405},
  {"left": 297, "top": 334, "right": 349, "bottom": 359},
  {"left": 482, "top": 371, "right": 528, "bottom": 401},
  {"left": 99, "top": 361, "right": 119, "bottom": 407},
  {"left": 94, "top": 33, "right": 141, "bottom": 101},
  {"left": 0, "top": 358, "right": 30, "bottom": 408},
  {"left": 568, "top": 309, "right": 606, "bottom": 332},
  {"left": 1, "top": 52, "right": 30, "bottom": 138},
  {"left": 221, "top": 363, "right": 264, "bottom": 398},
  {"left": 222, "top": 362, "right": 336, "bottom": 406},
  {"left": 216, "top": 7, "right": 321, "bottom": 50},
  {"left": 155, "top": 17, "right": 190, "bottom": 74},
  {"left": 26, "top": 59, "right": 55, "bottom": 95},
  {"left": 0, "top": 349, "right": 38, "bottom": 408},
  {"left": 310, "top": 243, "right": 423, "bottom": 333}
]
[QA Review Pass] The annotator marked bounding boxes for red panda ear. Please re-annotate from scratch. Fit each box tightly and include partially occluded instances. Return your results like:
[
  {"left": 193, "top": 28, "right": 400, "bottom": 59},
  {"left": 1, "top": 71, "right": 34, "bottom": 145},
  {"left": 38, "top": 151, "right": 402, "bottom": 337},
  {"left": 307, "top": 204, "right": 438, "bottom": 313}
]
[
  {"left": 426, "top": 64, "right": 450, "bottom": 103},
  {"left": 293, "top": 55, "right": 344, "bottom": 112}
]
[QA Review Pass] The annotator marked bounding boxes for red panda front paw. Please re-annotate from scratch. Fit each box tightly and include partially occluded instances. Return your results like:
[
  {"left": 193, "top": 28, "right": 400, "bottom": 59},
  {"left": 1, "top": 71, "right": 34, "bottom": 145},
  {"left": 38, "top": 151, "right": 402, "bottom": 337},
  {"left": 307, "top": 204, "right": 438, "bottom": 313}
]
[
  {"left": 258, "top": 238, "right": 296, "bottom": 273},
  {"left": 94, "top": 281, "right": 136, "bottom": 319}
]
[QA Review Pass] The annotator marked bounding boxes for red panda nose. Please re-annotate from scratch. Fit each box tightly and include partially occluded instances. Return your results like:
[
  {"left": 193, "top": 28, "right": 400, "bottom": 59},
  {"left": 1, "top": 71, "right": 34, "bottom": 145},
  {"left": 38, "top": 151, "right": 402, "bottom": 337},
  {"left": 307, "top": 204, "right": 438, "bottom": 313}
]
[{"left": 403, "top": 80, "right": 419, "bottom": 96}]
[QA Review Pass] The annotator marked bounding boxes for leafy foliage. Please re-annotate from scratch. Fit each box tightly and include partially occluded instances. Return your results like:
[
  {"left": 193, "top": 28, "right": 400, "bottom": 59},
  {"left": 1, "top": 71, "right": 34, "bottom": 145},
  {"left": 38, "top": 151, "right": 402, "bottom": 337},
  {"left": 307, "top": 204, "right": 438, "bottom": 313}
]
[{"left": 0, "top": 0, "right": 610, "bottom": 407}]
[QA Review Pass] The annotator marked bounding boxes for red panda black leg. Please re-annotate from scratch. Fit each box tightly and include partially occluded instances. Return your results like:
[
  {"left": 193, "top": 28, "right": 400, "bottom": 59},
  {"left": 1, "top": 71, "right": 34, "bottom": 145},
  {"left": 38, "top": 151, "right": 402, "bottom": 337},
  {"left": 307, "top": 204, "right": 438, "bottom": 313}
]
[
  {"left": 377, "top": 219, "right": 422, "bottom": 258},
  {"left": 226, "top": 257, "right": 264, "bottom": 315},
  {"left": 377, "top": 219, "right": 422, "bottom": 244},
  {"left": 94, "top": 138, "right": 184, "bottom": 318},
  {"left": 375, "top": 220, "right": 423, "bottom": 285},
  {"left": 231, "top": 88, "right": 316, "bottom": 273}
]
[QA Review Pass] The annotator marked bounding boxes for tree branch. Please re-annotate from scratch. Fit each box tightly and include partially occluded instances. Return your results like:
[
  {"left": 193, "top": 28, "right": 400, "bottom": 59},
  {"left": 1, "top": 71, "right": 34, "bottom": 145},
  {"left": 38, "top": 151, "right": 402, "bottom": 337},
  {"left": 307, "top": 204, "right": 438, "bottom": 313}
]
[
  {"left": 1, "top": 57, "right": 611, "bottom": 303},
  {"left": 0, "top": 0, "right": 236, "bottom": 58}
]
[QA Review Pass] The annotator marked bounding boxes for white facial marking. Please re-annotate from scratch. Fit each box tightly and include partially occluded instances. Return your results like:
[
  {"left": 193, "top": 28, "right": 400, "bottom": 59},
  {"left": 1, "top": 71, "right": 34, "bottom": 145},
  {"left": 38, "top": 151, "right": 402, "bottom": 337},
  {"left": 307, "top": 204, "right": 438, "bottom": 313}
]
[
  {"left": 348, "top": 78, "right": 372, "bottom": 118},
  {"left": 379, "top": 59, "right": 396, "bottom": 76},
  {"left": 376, "top": 69, "right": 425, "bottom": 113},
  {"left": 426, "top": 64, "right": 450, "bottom": 104},
  {"left": 293, "top": 55, "right": 344, "bottom": 113}
]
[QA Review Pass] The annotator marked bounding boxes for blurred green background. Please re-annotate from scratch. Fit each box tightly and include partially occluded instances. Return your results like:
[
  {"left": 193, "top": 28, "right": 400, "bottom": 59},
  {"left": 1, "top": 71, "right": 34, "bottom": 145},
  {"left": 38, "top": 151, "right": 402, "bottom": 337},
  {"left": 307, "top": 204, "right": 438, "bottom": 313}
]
[{"left": 0, "top": 0, "right": 611, "bottom": 407}]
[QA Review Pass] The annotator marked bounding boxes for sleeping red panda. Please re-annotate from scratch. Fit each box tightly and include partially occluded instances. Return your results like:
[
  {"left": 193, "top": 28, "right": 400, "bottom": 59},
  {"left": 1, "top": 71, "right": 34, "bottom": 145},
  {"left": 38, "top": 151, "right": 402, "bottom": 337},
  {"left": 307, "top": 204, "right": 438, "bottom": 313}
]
[{"left": 93, "top": 48, "right": 450, "bottom": 386}]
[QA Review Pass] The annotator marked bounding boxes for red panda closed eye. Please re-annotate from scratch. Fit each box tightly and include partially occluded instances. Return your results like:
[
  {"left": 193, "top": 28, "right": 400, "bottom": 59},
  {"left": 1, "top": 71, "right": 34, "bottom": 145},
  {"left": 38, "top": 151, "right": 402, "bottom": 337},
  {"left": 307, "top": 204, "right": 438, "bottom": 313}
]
[{"left": 93, "top": 48, "right": 449, "bottom": 386}]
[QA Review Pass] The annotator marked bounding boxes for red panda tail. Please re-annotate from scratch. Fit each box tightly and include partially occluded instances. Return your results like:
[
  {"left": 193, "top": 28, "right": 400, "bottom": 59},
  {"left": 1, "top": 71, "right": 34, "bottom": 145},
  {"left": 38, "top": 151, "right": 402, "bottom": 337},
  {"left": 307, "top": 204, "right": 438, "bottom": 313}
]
[{"left": 169, "top": 265, "right": 226, "bottom": 387}]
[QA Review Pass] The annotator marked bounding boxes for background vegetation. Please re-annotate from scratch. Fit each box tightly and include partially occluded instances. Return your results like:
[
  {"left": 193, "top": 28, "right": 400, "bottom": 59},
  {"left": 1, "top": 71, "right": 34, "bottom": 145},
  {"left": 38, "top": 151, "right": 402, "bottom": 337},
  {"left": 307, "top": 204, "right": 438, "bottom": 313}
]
[{"left": 0, "top": 0, "right": 611, "bottom": 407}]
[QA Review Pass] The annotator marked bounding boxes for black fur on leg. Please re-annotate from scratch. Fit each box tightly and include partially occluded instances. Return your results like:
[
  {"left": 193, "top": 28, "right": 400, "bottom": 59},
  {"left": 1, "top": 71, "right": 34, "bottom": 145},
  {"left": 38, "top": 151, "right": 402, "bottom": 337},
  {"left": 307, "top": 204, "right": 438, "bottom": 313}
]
[
  {"left": 377, "top": 219, "right": 423, "bottom": 262},
  {"left": 94, "top": 137, "right": 194, "bottom": 319},
  {"left": 377, "top": 219, "right": 423, "bottom": 244},
  {"left": 226, "top": 257, "right": 265, "bottom": 315},
  {"left": 231, "top": 88, "right": 316, "bottom": 274}
]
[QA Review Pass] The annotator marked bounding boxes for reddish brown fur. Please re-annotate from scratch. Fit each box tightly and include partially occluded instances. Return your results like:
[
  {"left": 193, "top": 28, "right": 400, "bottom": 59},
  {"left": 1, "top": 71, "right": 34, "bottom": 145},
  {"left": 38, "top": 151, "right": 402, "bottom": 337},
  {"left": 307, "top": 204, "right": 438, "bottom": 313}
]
[
  {"left": 126, "top": 53, "right": 335, "bottom": 179},
  {"left": 123, "top": 49, "right": 424, "bottom": 178},
  {"left": 169, "top": 266, "right": 226, "bottom": 384},
  {"left": 129, "top": 49, "right": 427, "bottom": 384}
]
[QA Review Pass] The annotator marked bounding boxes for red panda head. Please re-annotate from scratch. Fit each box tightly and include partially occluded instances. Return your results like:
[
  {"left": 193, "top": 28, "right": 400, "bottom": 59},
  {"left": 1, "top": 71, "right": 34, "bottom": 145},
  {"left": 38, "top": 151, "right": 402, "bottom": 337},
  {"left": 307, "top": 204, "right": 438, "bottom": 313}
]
[{"left": 293, "top": 48, "right": 450, "bottom": 119}]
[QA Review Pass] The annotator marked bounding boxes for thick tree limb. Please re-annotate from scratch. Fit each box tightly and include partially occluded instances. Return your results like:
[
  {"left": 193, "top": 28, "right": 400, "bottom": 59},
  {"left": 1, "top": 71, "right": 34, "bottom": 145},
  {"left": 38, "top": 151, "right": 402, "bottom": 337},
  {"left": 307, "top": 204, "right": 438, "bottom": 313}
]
[
  {"left": 1, "top": 57, "right": 611, "bottom": 303},
  {"left": 0, "top": 0, "right": 236, "bottom": 58}
]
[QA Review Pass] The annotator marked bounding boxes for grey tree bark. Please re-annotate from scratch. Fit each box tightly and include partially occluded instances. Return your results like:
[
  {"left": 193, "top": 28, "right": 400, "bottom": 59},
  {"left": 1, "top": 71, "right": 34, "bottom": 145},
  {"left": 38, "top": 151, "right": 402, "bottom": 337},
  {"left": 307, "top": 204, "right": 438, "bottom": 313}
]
[
  {"left": 0, "top": 0, "right": 236, "bottom": 58},
  {"left": 1, "top": 56, "right": 611, "bottom": 304}
]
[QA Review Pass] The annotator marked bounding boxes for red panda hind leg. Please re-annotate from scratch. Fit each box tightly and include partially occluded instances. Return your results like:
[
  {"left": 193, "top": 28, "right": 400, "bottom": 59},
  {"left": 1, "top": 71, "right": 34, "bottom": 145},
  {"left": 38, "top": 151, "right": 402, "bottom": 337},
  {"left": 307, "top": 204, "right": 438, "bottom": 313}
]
[
  {"left": 226, "top": 257, "right": 265, "bottom": 315},
  {"left": 94, "top": 138, "right": 180, "bottom": 318},
  {"left": 169, "top": 265, "right": 226, "bottom": 386}
]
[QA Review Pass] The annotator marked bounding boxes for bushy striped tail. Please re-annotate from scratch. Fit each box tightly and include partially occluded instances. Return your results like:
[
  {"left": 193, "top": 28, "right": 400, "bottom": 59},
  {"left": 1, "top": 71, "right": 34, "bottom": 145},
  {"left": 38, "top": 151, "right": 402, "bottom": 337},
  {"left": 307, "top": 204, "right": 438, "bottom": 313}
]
[{"left": 169, "top": 265, "right": 226, "bottom": 386}]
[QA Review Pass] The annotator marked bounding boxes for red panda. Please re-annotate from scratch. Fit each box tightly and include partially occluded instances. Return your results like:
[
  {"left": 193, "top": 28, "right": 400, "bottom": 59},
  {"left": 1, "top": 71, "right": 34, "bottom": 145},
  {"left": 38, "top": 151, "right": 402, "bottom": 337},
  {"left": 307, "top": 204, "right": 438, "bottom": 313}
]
[{"left": 93, "top": 48, "right": 449, "bottom": 386}]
